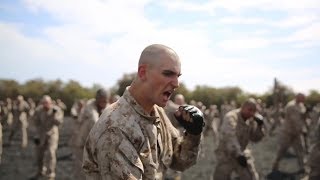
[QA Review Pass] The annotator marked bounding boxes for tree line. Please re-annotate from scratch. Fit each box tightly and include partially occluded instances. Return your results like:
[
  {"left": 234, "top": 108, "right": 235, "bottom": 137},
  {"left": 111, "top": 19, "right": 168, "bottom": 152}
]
[{"left": 1, "top": 75, "right": 319, "bottom": 114}]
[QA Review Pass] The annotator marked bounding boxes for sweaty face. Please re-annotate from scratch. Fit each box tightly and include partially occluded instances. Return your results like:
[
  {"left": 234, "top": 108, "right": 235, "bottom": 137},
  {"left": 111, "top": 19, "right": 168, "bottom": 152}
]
[
  {"left": 241, "top": 105, "right": 256, "bottom": 120},
  {"left": 146, "top": 55, "right": 181, "bottom": 107}
]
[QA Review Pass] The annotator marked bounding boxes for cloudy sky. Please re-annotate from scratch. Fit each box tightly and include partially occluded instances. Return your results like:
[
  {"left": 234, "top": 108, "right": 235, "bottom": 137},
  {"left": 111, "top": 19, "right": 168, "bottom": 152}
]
[{"left": 1, "top": 0, "right": 319, "bottom": 94}]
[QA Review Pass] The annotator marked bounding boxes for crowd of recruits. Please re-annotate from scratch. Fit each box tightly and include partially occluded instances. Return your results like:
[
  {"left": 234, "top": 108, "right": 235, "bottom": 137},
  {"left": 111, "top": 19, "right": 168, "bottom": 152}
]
[{"left": 0, "top": 44, "right": 320, "bottom": 179}]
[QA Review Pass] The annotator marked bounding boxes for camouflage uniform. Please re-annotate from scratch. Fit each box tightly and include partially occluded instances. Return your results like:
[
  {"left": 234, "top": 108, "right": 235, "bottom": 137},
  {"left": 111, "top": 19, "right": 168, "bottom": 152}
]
[
  {"left": 4, "top": 98, "right": 13, "bottom": 129},
  {"left": 214, "top": 109, "right": 265, "bottom": 180},
  {"left": 204, "top": 105, "right": 220, "bottom": 139},
  {"left": 307, "top": 140, "right": 320, "bottom": 180},
  {"left": 164, "top": 100, "right": 183, "bottom": 180},
  {"left": 9, "top": 97, "right": 30, "bottom": 148},
  {"left": 56, "top": 99, "right": 67, "bottom": 111},
  {"left": 83, "top": 89, "right": 201, "bottom": 180},
  {"left": 219, "top": 101, "right": 236, "bottom": 129},
  {"left": 0, "top": 105, "right": 2, "bottom": 164},
  {"left": 164, "top": 100, "right": 183, "bottom": 132},
  {"left": 73, "top": 99, "right": 106, "bottom": 180},
  {"left": 272, "top": 100, "right": 307, "bottom": 171},
  {"left": 32, "top": 105, "right": 64, "bottom": 178}
]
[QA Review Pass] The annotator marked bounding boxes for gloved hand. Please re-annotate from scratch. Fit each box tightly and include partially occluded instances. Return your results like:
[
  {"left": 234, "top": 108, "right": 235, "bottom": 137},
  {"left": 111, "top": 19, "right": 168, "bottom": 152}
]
[
  {"left": 237, "top": 155, "right": 248, "bottom": 167},
  {"left": 52, "top": 107, "right": 58, "bottom": 114},
  {"left": 254, "top": 113, "right": 264, "bottom": 126},
  {"left": 174, "top": 105, "right": 205, "bottom": 135},
  {"left": 33, "top": 137, "right": 40, "bottom": 145}
]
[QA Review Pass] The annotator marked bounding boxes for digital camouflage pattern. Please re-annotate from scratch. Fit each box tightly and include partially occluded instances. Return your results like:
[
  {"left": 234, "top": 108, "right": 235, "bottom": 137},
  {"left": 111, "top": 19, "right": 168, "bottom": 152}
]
[
  {"left": 214, "top": 109, "right": 265, "bottom": 180},
  {"left": 83, "top": 88, "right": 201, "bottom": 180},
  {"left": 32, "top": 104, "right": 64, "bottom": 178},
  {"left": 73, "top": 99, "right": 106, "bottom": 180}
]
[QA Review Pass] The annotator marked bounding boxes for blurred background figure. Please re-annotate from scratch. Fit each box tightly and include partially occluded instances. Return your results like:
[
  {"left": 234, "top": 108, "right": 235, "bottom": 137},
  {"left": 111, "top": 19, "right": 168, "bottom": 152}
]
[
  {"left": 272, "top": 93, "right": 307, "bottom": 174},
  {"left": 109, "top": 94, "right": 120, "bottom": 104},
  {"left": 164, "top": 93, "right": 186, "bottom": 180},
  {"left": 8, "top": 95, "right": 30, "bottom": 148},
  {"left": 72, "top": 88, "right": 109, "bottom": 180},
  {"left": 214, "top": 98, "right": 265, "bottom": 180},
  {"left": 56, "top": 99, "right": 67, "bottom": 112},
  {"left": 30, "top": 95, "right": 64, "bottom": 180}
]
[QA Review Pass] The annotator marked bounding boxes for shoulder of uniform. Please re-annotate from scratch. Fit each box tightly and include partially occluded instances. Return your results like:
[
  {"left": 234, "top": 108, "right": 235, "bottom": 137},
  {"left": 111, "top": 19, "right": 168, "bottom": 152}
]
[{"left": 96, "top": 99, "right": 142, "bottom": 134}]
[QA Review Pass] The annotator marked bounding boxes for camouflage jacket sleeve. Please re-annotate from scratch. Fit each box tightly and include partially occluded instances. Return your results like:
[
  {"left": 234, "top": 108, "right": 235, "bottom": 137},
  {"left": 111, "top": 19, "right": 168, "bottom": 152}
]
[
  {"left": 170, "top": 132, "right": 201, "bottom": 171},
  {"left": 90, "top": 127, "right": 143, "bottom": 180},
  {"left": 75, "top": 108, "right": 95, "bottom": 147},
  {"left": 52, "top": 107, "right": 64, "bottom": 126},
  {"left": 220, "top": 115, "right": 242, "bottom": 157},
  {"left": 248, "top": 119, "right": 265, "bottom": 142},
  {"left": 160, "top": 106, "right": 201, "bottom": 171}
]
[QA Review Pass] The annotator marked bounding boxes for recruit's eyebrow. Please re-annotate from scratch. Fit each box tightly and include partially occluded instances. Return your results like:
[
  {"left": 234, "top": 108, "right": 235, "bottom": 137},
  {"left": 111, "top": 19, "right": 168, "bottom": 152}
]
[{"left": 162, "top": 69, "right": 182, "bottom": 77}]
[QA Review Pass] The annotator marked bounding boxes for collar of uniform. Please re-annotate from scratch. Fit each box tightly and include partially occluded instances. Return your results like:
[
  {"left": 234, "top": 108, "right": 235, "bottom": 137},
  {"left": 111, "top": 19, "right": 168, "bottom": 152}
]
[{"left": 123, "top": 87, "right": 160, "bottom": 124}]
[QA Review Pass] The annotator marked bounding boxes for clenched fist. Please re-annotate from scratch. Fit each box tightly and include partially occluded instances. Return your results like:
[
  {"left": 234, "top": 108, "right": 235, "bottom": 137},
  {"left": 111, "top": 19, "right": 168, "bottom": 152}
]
[{"left": 174, "top": 105, "right": 205, "bottom": 135}]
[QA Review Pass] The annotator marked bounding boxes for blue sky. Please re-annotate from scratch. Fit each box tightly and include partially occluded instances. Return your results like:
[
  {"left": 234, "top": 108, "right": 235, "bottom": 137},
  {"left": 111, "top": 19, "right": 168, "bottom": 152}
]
[{"left": 0, "top": 0, "right": 319, "bottom": 94}]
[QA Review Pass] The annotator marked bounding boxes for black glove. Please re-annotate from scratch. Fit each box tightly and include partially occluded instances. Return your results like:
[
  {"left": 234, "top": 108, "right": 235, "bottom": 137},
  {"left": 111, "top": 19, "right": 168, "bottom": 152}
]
[
  {"left": 52, "top": 107, "right": 57, "bottom": 114},
  {"left": 33, "top": 137, "right": 40, "bottom": 145},
  {"left": 237, "top": 155, "right": 248, "bottom": 167},
  {"left": 174, "top": 105, "right": 205, "bottom": 135},
  {"left": 254, "top": 114, "right": 264, "bottom": 126}
]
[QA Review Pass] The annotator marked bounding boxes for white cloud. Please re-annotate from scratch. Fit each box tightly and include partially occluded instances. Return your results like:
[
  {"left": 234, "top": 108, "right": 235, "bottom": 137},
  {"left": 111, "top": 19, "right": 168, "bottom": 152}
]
[
  {"left": 219, "top": 37, "right": 272, "bottom": 51},
  {"left": 161, "top": 0, "right": 320, "bottom": 14},
  {"left": 1, "top": 0, "right": 319, "bottom": 94},
  {"left": 23, "top": 0, "right": 155, "bottom": 35},
  {"left": 0, "top": 22, "right": 63, "bottom": 63},
  {"left": 274, "top": 22, "right": 320, "bottom": 47}
]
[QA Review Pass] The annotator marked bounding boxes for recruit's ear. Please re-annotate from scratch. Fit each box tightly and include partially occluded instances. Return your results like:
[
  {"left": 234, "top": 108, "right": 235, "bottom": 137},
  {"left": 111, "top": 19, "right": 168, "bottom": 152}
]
[{"left": 137, "top": 64, "right": 148, "bottom": 81}]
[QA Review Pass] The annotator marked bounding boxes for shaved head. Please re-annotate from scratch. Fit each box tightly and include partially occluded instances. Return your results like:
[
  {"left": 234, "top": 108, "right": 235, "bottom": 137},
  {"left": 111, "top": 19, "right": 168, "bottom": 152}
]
[
  {"left": 241, "top": 98, "right": 257, "bottom": 120},
  {"left": 130, "top": 44, "right": 181, "bottom": 113},
  {"left": 296, "top": 93, "right": 305, "bottom": 103},
  {"left": 138, "top": 44, "right": 179, "bottom": 68},
  {"left": 42, "top": 95, "right": 52, "bottom": 111}
]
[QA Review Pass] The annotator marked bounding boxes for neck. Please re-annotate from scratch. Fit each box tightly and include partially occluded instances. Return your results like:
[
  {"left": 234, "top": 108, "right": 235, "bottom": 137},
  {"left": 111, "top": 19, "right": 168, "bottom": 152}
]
[{"left": 129, "top": 83, "right": 153, "bottom": 115}]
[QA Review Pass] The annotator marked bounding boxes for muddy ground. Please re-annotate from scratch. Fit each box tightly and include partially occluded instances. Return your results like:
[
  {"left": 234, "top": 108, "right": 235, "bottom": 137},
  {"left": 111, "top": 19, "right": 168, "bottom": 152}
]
[{"left": 0, "top": 117, "right": 306, "bottom": 180}]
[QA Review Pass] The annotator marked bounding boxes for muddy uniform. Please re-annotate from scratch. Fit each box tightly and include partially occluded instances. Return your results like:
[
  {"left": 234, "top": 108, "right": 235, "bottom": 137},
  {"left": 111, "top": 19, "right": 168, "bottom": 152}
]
[
  {"left": 272, "top": 100, "right": 307, "bottom": 171},
  {"left": 83, "top": 89, "right": 201, "bottom": 180},
  {"left": 214, "top": 109, "right": 265, "bottom": 180},
  {"left": 73, "top": 99, "right": 105, "bottom": 180},
  {"left": 32, "top": 105, "right": 64, "bottom": 179}
]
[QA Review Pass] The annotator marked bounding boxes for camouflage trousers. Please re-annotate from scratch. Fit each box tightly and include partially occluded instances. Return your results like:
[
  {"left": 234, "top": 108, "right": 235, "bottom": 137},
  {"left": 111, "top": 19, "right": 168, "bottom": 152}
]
[
  {"left": 36, "top": 134, "right": 59, "bottom": 178},
  {"left": 272, "top": 131, "right": 305, "bottom": 170},
  {"left": 73, "top": 146, "right": 86, "bottom": 180},
  {"left": 307, "top": 142, "right": 320, "bottom": 179},
  {"left": 8, "top": 114, "right": 28, "bottom": 148},
  {"left": 0, "top": 123, "right": 2, "bottom": 163},
  {"left": 214, "top": 149, "right": 259, "bottom": 180}
]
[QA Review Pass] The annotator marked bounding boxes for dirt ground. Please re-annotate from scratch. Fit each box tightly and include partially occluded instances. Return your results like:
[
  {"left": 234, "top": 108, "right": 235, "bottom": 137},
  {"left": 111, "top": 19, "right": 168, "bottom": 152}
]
[{"left": 0, "top": 117, "right": 306, "bottom": 180}]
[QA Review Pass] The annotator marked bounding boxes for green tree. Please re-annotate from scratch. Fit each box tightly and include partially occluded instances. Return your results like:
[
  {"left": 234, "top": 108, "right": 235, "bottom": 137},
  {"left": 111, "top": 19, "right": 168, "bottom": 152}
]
[
  {"left": 114, "top": 72, "right": 136, "bottom": 96},
  {"left": 0, "top": 79, "right": 20, "bottom": 99}
]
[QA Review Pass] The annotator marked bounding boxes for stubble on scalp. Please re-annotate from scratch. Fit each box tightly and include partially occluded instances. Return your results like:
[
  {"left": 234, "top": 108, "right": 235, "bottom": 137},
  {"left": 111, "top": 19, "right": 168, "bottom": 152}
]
[{"left": 138, "top": 44, "right": 179, "bottom": 68}]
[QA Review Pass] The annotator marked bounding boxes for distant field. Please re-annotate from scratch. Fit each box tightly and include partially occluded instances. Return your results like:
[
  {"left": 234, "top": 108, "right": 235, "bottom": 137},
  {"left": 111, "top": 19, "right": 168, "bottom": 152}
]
[{"left": 0, "top": 117, "right": 306, "bottom": 180}]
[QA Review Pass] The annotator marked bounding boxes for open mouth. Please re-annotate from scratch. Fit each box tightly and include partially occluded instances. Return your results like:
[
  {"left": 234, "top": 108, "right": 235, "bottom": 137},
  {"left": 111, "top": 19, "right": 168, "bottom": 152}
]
[{"left": 163, "top": 91, "right": 173, "bottom": 99}]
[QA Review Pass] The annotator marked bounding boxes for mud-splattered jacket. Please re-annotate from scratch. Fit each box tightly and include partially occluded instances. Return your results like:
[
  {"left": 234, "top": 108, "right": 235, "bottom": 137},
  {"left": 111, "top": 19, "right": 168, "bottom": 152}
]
[{"left": 82, "top": 88, "right": 201, "bottom": 180}]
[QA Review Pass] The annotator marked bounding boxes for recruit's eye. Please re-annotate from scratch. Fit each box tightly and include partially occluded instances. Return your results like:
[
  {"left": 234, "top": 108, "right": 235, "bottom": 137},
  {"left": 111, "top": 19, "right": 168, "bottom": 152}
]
[{"left": 162, "top": 70, "right": 181, "bottom": 77}]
